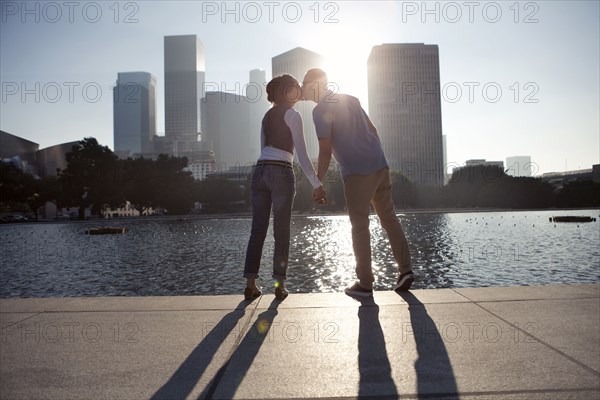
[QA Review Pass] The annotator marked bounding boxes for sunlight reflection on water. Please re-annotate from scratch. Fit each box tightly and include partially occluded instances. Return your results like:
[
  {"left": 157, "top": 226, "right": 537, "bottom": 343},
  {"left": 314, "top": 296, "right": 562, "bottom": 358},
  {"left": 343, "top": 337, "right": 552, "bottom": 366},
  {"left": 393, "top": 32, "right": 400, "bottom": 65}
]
[{"left": 1, "top": 210, "right": 598, "bottom": 297}]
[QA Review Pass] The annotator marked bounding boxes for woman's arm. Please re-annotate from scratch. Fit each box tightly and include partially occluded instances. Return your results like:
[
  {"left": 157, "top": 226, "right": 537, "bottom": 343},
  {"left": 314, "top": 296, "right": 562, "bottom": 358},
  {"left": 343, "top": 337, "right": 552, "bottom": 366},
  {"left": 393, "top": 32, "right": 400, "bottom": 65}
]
[{"left": 284, "top": 108, "right": 322, "bottom": 188}]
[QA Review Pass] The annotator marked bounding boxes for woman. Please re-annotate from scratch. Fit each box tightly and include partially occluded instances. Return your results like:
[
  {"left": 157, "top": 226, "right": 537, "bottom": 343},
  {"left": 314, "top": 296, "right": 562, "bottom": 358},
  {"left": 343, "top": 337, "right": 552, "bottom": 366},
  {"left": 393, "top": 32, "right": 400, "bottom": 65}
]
[{"left": 243, "top": 74, "right": 324, "bottom": 300}]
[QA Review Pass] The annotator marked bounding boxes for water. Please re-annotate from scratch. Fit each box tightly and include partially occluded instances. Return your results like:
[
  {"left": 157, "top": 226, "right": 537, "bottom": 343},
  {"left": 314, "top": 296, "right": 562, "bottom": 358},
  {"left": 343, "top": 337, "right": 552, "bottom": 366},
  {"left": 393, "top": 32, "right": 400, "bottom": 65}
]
[{"left": 1, "top": 210, "right": 599, "bottom": 297}]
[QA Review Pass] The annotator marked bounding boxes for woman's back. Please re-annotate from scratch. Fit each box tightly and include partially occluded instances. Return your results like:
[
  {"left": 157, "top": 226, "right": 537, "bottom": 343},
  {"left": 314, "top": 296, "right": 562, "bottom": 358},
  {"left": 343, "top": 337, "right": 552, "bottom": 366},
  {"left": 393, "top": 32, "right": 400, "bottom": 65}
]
[{"left": 262, "top": 104, "right": 294, "bottom": 154}]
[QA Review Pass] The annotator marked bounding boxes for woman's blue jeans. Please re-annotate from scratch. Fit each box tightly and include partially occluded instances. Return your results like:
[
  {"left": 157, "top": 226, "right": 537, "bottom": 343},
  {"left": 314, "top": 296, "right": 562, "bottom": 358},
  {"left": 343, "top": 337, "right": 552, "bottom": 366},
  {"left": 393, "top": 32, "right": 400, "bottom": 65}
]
[{"left": 244, "top": 164, "right": 295, "bottom": 281}]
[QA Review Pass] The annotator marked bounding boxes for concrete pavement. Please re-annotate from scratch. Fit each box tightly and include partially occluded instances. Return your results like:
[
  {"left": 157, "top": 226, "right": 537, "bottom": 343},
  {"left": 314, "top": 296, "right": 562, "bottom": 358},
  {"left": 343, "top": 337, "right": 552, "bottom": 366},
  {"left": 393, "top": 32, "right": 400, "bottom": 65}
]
[{"left": 1, "top": 284, "right": 599, "bottom": 399}]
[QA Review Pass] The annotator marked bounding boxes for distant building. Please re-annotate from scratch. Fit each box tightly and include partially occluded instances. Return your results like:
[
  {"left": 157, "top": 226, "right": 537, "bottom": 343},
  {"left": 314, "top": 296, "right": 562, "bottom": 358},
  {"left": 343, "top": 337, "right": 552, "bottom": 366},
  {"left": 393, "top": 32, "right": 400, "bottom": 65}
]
[
  {"left": 184, "top": 149, "right": 217, "bottom": 180},
  {"left": 185, "top": 161, "right": 215, "bottom": 181},
  {"left": 33, "top": 139, "right": 80, "bottom": 225},
  {"left": 443, "top": 135, "right": 449, "bottom": 183},
  {"left": 247, "top": 69, "right": 270, "bottom": 162},
  {"left": 36, "top": 141, "right": 79, "bottom": 177},
  {"left": 152, "top": 135, "right": 173, "bottom": 158},
  {"left": 0, "top": 131, "right": 81, "bottom": 218},
  {"left": 1, "top": 130, "right": 78, "bottom": 178},
  {"left": 541, "top": 164, "right": 600, "bottom": 189},
  {"left": 113, "top": 72, "right": 157, "bottom": 159},
  {"left": 368, "top": 43, "right": 444, "bottom": 187},
  {"left": 505, "top": 156, "right": 533, "bottom": 177},
  {"left": 272, "top": 47, "right": 324, "bottom": 160},
  {"left": 202, "top": 91, "right": 255, "bottom": 169},
  {"left": 465, "top": 159, "right": 505, "bottom": 169},
  {"left": 0, "top": 130, "right": 39, "bottom": 174},
  {"left": 206, "top": 165, "right": 252, "bottom": 183},
  {"left": 162, "top": 35, "right": 205, "bottom": 157},
  {"left": 200, "top": 69, "right": 269, "bottom": 169},
  {"left": 103, "top": 201, "right": 153, "bottom": 218}
]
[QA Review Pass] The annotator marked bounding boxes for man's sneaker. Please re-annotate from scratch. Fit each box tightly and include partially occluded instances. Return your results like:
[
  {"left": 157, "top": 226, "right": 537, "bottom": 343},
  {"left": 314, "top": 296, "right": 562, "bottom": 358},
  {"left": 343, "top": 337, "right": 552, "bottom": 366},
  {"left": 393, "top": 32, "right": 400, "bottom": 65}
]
[
  {"left": 275, "top": 284, "right": 289, "bottom": 300},
  {"left": 244, "top": 286, "right": 262, "bottom": 301},
  {"left": 394, "top": 271, "right": 414, "bottom": 292},
  {"left": 344, "top": 282, "right": 373, "bottom": 298}
]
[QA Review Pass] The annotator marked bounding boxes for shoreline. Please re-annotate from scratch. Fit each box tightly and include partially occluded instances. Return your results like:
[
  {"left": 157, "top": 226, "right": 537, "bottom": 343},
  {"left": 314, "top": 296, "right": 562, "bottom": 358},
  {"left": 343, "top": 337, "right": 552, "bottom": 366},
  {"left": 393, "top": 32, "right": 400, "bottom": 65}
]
[
  {"left": 3, "top": 207, "right": 599, "bottom": 225},
  {"left": 3, "top": 280, "right": 600, "bottom": 300}
]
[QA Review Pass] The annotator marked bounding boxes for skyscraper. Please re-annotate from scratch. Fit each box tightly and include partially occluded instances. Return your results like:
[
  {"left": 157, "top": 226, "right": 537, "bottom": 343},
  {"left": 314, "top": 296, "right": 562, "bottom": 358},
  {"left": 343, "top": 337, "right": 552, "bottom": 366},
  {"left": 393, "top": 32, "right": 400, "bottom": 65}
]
[
  {"left": 164, "top": 35, "right": 205, "bottom": 146},
  {"left": 506, "top": 156, "right": 533, "bottom": 177},
  {"left": 368, "top": 43, "right": 444, "bottom": 187},
  {"left": 272, "top": 47, "right": 324, "bottom": 160},
  {"left": 248, "top": 69, "right": 267, "bottom": 99},
  {"left": 443, "top": 134, "right": 448, "bottom": 183},
  {"left": 247, "top": 69, "right": 270, "bottom": 162},
  {"left": 113, "top": 71, "right": 156, "bottom": 159},
  {"left": 203, "top": 91, "right": 251, "bottom": 169},
  {"left": 200, "top": 71, "right": 269, "bottom": 170}
]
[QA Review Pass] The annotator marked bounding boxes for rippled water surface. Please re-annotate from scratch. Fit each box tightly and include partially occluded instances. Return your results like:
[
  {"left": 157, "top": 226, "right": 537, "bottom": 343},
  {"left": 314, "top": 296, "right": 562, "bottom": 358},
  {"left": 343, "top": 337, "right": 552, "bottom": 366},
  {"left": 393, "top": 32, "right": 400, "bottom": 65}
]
[{"left": 1, "top": 210, "right": 598, "bottom": 297}]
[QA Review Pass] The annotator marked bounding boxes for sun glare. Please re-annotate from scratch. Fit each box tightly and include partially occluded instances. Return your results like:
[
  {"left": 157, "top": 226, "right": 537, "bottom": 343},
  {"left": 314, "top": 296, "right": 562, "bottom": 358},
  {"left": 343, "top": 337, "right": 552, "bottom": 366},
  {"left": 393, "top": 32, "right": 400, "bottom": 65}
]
[{"left": 321, "top": 40, "right": 371, "bottom": 107}]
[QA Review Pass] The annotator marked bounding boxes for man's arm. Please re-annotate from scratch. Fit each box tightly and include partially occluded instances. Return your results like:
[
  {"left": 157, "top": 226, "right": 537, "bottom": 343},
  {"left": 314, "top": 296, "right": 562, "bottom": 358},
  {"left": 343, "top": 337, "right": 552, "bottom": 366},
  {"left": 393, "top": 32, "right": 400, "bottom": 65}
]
[
  {"left": 366, "top": 116, "right": 379, "bottom": 140},
  {"left": 312, "top": 137, "right": 332, "bottom": 204},
  {"left": 312, "top": 106, "right": 332, "bottom": 204},
  {"left": 317, "top": 137, "right": 332, "bottom": 181}
]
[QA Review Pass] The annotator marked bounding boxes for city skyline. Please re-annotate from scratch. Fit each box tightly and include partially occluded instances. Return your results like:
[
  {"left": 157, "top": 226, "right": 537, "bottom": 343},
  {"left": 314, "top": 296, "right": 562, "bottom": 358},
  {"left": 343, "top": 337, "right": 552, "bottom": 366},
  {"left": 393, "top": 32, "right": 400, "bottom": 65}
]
[{"left": 1, "top": 1, "right": 599, "bottom": 175}]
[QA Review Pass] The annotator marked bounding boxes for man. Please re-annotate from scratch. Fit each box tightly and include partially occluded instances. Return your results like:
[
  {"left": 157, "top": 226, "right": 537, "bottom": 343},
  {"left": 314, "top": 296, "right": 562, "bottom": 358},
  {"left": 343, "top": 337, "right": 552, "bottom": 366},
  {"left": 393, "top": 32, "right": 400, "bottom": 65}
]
[{"left": 302, "top": 68, "right": 414, "bottom": 297}]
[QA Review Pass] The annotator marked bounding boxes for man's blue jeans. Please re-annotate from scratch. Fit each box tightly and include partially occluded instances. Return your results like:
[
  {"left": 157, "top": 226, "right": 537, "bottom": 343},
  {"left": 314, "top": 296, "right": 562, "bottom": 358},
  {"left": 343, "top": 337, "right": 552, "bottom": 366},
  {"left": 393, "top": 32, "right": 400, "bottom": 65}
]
[{"left": 244, "top": 164, "right": 295, "bottom": 281}]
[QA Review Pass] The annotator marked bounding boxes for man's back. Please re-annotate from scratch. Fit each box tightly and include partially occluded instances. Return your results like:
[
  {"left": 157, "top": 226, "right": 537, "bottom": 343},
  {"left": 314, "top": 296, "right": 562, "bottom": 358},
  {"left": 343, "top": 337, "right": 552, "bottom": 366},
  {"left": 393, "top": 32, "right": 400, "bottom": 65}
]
[{"left": 313, "top": 93, "right": 388, "bottom": 180}]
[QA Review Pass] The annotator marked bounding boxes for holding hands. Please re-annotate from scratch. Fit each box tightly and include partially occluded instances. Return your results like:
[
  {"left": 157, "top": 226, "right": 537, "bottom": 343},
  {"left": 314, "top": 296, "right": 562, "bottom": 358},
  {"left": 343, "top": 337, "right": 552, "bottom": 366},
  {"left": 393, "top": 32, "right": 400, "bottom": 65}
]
[{"left": 313, "top": 185, "right": 328, "bottom": 205}]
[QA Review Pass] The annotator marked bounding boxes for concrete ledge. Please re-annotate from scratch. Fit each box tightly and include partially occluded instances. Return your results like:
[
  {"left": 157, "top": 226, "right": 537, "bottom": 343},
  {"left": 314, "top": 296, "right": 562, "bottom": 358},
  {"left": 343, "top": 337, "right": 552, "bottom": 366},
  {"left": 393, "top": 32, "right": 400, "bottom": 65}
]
[{"left": 1, "top": 284, "right": 599, "bottom": 399}]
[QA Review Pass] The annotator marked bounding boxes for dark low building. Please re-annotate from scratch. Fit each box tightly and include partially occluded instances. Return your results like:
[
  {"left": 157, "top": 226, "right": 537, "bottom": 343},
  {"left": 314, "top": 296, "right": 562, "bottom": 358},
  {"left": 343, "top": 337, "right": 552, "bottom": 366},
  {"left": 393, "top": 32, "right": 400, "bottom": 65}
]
[
  {"left": 1, "top": 131, "right": 83, "bottom": 219},
  {"left": 36, "top": 141, "right": 79, "bottom": 177},
  {"left": 541, "top": 164, "right": 600, "bottom": 189},
  {"left": 0, "top": 130, "right": 39, "bottom": 174}
]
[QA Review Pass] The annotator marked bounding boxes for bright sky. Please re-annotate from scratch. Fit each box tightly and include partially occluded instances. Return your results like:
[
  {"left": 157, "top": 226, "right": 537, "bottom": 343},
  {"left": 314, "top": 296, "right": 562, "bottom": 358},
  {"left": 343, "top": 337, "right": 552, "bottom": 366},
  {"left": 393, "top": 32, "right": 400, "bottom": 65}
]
[{"left": 1, "top": 1, "right": 598, "bottom": 174}]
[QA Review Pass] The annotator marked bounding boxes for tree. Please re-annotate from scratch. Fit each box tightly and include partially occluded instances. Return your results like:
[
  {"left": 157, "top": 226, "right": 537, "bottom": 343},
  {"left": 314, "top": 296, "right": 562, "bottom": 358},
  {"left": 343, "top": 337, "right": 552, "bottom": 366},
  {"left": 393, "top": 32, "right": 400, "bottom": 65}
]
[
  {"left": 121, "top": 157, "right": 158, "bottom": 215},
  {"left": 323, "top": 169, "right": 346, "bottom": 212},
  {"left": 21, "top": 175, "right": 47, "bottom": 221},
  {"left": 444, "top": 165, "right": 507, "bottom": 207},
  {"left": 294, "top": 164, "right": 346, "bottom": 212},
  {"left": 557, "top": 180, "right": 600, "bottom": 208},
  {"left": 197, "top": 175, "right": 245, "bottom": 213},
  {"left": 60, "top": 137, "right": 125, "bottom": 219},
  {"left": 0, "top": 163, "right": 65, "bottom": 220},
  {"left": 153, "top": 155, "right": 196, "bottom": 214},
  {"left": 37, "top": 176, "right": 68, "bottom": 218},
  {"left": 477, "top": 176, "right": 554, "bottom": 209},
  {"left": 0, "top": 162, "right": 27, "bottom": 210},
  {"left": 391, "top": 171, "right": 417, "bottom": 208},
  {"left": 119, "top": 154, "right": 200, "bottom": 215}
]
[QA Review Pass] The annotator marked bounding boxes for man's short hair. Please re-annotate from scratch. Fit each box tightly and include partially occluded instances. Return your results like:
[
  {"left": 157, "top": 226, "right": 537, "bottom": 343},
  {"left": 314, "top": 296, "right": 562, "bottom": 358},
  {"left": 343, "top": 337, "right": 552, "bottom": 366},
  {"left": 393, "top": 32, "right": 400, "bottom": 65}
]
[{"left": 304, "top": 68, "right": 328, "bottom": 84}]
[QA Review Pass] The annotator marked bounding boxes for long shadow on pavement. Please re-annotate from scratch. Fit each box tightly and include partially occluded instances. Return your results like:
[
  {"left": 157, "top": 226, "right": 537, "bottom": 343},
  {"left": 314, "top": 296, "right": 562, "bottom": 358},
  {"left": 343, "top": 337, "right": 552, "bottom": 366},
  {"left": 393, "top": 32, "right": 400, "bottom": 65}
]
[
  {"left": 398, "top": 291, "right": 459, "bottom": 399},
  {"left": 357, "top": 296, "right": 399, "bottom": 399},
  {"left": 150, "top": 300, "right": 253, "bottom": 400},
  {"left": 201, "top": 298, "right": 281, "bottom": 399}
]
